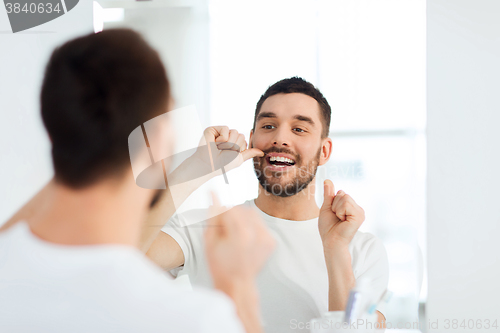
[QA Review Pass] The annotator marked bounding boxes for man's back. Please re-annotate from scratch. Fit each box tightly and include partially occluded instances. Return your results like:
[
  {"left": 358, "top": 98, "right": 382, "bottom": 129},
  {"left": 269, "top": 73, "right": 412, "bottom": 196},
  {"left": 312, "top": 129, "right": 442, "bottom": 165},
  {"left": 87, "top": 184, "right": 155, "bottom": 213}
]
[{"left": 0, "top": 222, "right": 244, "bottom": 333}]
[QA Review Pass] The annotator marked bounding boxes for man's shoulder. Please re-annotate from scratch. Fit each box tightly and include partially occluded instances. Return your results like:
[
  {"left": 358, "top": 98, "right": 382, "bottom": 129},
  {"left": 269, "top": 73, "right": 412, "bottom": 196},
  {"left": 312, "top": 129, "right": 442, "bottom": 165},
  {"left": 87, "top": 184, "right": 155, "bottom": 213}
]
[
  {"left": 0, "top": 220, "right": 25, "bottom": 238},
  {"left": 348, "top": 230, "right": 389, "bottom": 280},
  {"left": 166, "top": 200, "right": 254, "bottom": 228},
  {"left": 351, "top": 230, "right": 386, "bottom": 253}
]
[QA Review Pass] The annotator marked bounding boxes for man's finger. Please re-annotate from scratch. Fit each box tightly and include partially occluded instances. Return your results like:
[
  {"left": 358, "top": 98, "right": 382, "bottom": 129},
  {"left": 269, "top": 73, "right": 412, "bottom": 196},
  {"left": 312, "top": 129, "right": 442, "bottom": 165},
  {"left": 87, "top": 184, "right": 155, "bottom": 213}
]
[
  {"left": 321, "top": 179, "right": 336, "bottom": 210},
  {"left": 227, "top": 129, "right": 239, "bottom": 144},
  {"left": 241, "top": 148, "right": 264, "bottom": 161},
  {"left": 204, "top": 216, "right": 219, "bottom": 244},
  {"left": 213, "top": 126, "right": 230, "bottom": 143},
  {"left": 234, "top": 134, "right": 247, "bottom": 152},
  {"left": 219, "top": 207, "right": 247, "bottom": 237},
  {"left": 340, "top": 194, "right": 363, "bottom": 223},
  {"left": 203, "top": 126, "right": 229, "bottom": 144},
  {"left": 335, "top": 206, "right": 347, "bottom": 222},
  {"left": 206, "top": 214, "right": 222, "bottom": 243},
  {"left": 331, "top": 193, "right": 348, "bottom": 221}
]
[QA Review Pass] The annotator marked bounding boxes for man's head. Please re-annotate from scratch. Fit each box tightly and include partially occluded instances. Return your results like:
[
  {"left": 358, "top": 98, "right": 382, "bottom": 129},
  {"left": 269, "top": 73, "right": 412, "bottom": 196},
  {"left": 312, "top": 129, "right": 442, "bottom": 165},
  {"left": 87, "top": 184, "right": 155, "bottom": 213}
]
[
  {"left": 250, "top": 77, "right": 333, "bottom": 197},
  {"left": 41, "top": 29, "right": 170, "bottom": 205}
]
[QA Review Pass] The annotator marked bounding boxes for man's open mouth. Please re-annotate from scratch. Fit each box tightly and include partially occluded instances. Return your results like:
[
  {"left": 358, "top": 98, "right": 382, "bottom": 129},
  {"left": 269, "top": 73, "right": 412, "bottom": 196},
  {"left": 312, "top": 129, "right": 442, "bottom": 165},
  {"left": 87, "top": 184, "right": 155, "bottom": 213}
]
[{"left": 267, "top": 155, "right": 296, "bottom": 167}]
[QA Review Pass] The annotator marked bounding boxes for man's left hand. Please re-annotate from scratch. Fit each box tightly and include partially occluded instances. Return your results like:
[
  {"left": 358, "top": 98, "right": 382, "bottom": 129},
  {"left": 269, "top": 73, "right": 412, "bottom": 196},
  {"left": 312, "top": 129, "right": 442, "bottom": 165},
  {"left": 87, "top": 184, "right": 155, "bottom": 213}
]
[{"left": 318, "top": 179, "right": 365, "bottom": 250}]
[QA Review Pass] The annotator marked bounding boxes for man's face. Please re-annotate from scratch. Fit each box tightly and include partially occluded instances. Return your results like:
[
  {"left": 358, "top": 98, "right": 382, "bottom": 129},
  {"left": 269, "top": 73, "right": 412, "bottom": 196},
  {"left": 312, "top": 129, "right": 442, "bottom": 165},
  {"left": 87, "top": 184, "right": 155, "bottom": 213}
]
[{"left": 250, "top": 93, "right": 331, "bottom": 197}]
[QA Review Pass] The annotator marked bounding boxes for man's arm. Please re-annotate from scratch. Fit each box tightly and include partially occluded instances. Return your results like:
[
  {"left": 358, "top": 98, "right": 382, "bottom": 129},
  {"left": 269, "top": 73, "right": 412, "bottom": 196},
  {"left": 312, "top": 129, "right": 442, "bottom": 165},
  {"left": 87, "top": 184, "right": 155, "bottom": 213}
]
[
  {"left": 145, "top": 231, "right": 184, "bottom": 270},
  {"left": 205, "top": 201, "right": 275, "bottom": 333},
  {"left": 139, "top": 126, "right": 263, "bottom": 254},
  {"left": 323, "top": 244, "right": 386, "bottom": 328},
  {"left": 323, "top": 245, "right": 355, "bottom": 311},
  {"left": 319, "top": 180, "right": 386, "bottom": 328}
]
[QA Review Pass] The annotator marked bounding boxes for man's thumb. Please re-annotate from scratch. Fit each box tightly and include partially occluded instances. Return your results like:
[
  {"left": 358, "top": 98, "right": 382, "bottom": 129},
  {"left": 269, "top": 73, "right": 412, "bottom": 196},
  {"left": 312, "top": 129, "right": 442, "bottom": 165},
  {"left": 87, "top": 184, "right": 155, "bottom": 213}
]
[
  {"left": 321, "top": 179, "right": 335, "bottom": 210},
  {"left": 241, "top": 148, "right": 264, "bottom": 161}
]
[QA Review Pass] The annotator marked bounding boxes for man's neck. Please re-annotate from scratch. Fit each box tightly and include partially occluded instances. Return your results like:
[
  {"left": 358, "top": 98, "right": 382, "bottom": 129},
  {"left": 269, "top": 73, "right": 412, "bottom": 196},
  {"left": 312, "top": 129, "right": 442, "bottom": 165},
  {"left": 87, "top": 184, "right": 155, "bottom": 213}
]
[
  {"left": 28, "top": 180, "right": 146, "bottom": 247},
  {"left": 254, "top": 181, "right": 320, "bottom": 221}
]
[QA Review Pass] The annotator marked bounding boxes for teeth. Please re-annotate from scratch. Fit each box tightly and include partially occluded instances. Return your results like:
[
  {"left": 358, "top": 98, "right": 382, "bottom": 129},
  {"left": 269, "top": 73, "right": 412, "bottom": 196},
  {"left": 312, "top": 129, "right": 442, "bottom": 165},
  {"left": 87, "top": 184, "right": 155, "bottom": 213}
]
[{"left": 269, "top": 156, "right": 294, "bottom": 164}]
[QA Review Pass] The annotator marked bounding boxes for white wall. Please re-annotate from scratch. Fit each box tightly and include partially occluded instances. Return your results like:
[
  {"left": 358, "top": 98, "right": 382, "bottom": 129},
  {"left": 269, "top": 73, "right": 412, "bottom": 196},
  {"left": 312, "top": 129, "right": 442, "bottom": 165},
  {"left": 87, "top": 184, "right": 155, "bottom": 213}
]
[
  {"left": 103, "top": 1, "right": 210, "bottom": 125},
  {"left": 427, "top": 0, "right": 500, "bottom": 330},
  {"left": 0, "top": 2, "right": 93, "bottom": 225}
]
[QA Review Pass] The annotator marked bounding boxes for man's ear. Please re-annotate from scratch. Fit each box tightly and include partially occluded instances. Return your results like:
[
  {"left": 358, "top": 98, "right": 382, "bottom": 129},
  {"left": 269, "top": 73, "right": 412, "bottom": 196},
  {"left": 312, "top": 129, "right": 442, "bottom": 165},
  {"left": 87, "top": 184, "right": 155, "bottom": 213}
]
[
  {"left": 248, "top": 129, "right": 254, "bottom": 148},
  {"left": 319, "top": 137, "right": 333, "bottom": 166}
]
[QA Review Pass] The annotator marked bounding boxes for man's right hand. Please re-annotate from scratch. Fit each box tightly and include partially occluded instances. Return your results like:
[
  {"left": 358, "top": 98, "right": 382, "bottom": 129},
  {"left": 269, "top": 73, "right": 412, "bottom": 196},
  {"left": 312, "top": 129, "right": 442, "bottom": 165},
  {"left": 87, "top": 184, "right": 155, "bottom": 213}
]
[
  {"left": 194, "top": 126, "right": 264, "bottom": 174},
  {"left": 145, "top": 126, "right": 263, "bottom": 265},
  {"left": 166, "top": 126, "right": 263, "bottom": 189},
  {"left": 204, "top": 196, "right": 275, "bottom": 333},
  {"left": 204, "top": 196, "right": 275, "bottom": 289}
]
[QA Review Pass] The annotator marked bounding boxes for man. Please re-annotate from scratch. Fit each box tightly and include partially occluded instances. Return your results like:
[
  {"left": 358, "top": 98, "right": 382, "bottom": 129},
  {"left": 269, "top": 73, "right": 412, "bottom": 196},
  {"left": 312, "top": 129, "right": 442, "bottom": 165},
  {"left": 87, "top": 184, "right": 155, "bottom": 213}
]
[
  {"left": 3, "top": 75, "right": 389, "bottom": 330},
  {"left": 0, "top": 29, "right": 275, "bottom": 333},
  {"left": 146, "top": 78, "right": 390, "bottom": 332}
]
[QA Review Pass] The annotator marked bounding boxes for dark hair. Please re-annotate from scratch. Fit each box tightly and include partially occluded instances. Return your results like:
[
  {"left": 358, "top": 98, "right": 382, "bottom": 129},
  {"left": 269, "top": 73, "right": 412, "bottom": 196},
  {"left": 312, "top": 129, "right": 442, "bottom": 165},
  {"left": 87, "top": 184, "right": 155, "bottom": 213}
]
[
  {"left": 41, "top": 29, "right": 170, "bottom": 188},
  {"left": 253, "top": 77, "right": 331, "bottom": 138}
]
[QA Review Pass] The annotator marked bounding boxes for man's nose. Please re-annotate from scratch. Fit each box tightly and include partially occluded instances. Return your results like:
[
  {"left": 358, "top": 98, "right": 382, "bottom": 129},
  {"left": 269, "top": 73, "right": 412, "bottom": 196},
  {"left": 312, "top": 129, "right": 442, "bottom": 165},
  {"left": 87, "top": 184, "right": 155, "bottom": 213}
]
[{"left": 272, "top": 129, "right": 290, "bottom": 147}]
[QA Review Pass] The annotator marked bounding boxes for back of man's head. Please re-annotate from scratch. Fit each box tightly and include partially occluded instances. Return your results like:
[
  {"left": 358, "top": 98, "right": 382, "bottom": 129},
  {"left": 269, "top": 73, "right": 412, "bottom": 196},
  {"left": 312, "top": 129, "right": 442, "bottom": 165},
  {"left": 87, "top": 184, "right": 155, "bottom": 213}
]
[{"left": 41, "top": 29, "right": 169, "bottom": 189}]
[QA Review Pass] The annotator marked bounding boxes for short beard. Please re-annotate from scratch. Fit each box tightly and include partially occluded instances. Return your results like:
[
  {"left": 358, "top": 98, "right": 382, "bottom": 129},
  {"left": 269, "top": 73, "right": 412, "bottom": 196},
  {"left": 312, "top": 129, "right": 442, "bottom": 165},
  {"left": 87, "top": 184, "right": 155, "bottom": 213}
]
[{"left": 253, "top": 147, "right": 321, "bottom": 198}]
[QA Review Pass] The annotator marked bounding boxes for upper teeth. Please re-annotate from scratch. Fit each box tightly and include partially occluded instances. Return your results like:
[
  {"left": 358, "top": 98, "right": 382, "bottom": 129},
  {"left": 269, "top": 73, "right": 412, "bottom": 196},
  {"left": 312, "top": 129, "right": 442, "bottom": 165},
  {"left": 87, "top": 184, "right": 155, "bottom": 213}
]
[{"left": 270, "top": 156, "right": 294, "bottom": 164}]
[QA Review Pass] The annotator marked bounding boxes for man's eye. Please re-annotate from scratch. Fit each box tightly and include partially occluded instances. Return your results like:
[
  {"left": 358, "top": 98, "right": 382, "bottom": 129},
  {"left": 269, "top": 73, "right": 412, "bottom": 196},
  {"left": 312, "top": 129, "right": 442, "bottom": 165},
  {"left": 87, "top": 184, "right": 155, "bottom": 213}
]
[
  {"left": 293, "top": 128, "right": 305, "bottom": 133},
  {"left": 262, "top": 125, "right": 275, "bottom": 129}
]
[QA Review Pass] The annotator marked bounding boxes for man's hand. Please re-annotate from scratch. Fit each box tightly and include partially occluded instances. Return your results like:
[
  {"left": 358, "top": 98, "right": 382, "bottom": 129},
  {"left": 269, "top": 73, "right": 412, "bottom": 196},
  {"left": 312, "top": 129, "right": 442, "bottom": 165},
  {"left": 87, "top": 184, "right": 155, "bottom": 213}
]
[
  {"left": 318, "top": 180, "right": 365, "bottom": 250},
  {"left": 195, "top": 126, "right": 264, "bottom": 174},
  {"left": 142, "top": 126, "right": 262, "bottom": 256},
  {"left": 204, "top": 195, "right": 275, "bottom": 287},
  {"left": 204, "top": 195, "right": 275, "bottom": 333}
]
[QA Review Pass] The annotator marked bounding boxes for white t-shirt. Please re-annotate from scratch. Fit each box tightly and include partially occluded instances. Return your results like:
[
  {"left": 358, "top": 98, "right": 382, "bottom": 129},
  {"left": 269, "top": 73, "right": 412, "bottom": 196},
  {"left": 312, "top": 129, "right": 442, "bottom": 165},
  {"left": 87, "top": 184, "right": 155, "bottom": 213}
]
[
  {"left": 162, "top": 199, "right": 389, "bottom": 333},
  {"left": 0, "top": 222, "right": 245, "bottom": 333}
]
